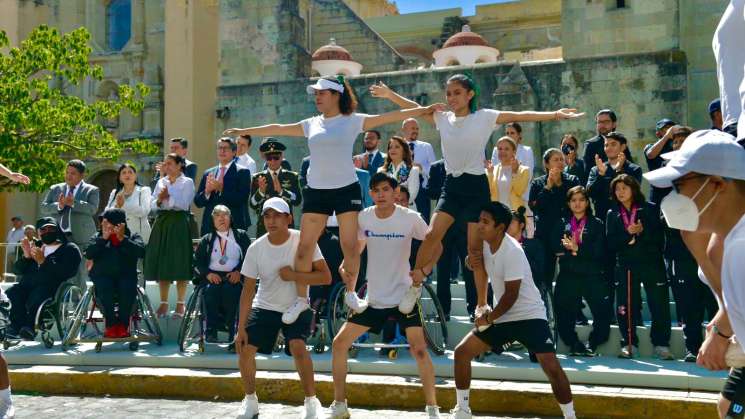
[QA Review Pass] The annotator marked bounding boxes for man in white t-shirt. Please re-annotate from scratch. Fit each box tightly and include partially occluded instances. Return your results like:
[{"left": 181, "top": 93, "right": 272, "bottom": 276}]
[
  {"left": 644, "top": 130, "right": 745, "bottom": 419},
  {"left": 329, "top": 172, "right": 443, "bottom": 419},
  {"left": 449, "top": 202, "right": 576, "bottom": 419},
  {"left": 235, "top": 198, "right": 331, "bottom": 419}
]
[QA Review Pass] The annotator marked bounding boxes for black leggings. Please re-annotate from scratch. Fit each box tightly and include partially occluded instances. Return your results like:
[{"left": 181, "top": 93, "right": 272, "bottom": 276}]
[
  {"left": 92, "top": 276, "right": 138, "bottom": 327},
  {"left": 554, "top": 271, "right": 611, "bottom": 350},
  {"left": 615, "top": 264, "right": 671, "bottom": 347}
]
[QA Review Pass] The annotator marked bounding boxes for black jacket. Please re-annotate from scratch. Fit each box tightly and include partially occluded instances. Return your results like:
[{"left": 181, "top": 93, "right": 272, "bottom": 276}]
[
  {"left": 522, "top": 238, "right": 546, "bottom": 286},
  {"left": 85, "top": 232, "right": 145, "bottom": 280},
  {"left": 586, "top": 160, "right": 643, "bottom": 221},
  {"left": 528, "top": 172, "right": 580, "bottom": 240},
  {"left": 427, "top": 159, "right": 446, "bottom": 201},
  {"left": 193, "top": 228, "right": 252, "bottom": 282},
  {"left": 664, "top": 226, "right": 697, "bottom": 273},
  {"left": 582, "top": 135, "right": 634, "bottom": 178},
  {"left": 552, "top": 215, "right": 605, "bottom": 275},
  {"left": 606, "top": 201, "right": 665, "bottom": 269},
  {"left": 564, "top": 159, "right": 588, "bottom": 187},
  {"left": 15, "top": 242, "right": 81, "bottom": 290},
  {"left": 194, "top": 163, "right": 252, "bottom": 234}
]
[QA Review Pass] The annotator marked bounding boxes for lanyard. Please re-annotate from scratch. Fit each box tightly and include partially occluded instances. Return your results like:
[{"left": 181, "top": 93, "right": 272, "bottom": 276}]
[{"left": 570, "top": 215, "right": 587, "bottom": 245}]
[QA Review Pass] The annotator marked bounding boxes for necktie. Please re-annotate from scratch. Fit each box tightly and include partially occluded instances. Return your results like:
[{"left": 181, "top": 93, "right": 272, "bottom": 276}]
[
  {"left": 218, "top": 166, "right": 227, "bottom": 181},
  {"left": 61, "top": 186, "right": 74, "bottom": 231},
  {"left": 409, "top": 142, "right": 415, "bottom": 159}
]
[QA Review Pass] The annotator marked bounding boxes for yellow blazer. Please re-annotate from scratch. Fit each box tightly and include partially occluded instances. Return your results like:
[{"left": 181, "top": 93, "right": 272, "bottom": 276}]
[{"left": 486, "top": 163, "right": 530, "bottom": 210}]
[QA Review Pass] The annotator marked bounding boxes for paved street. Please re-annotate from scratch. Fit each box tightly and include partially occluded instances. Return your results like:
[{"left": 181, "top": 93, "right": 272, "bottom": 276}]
[{"left": 11, "top": 394, "right": 556, "bottom": 418}]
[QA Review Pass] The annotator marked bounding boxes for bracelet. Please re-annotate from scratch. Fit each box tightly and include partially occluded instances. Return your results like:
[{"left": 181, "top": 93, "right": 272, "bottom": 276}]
[{"left": 712, "top": 324, "right": 732, "bottom": 339}]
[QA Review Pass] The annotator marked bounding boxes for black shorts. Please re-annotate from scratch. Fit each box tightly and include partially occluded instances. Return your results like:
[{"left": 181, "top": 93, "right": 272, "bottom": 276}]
[
  {"left": 245, "top": 308, "right": 311, "bottom": 355},
  {"left": 435, "top": 173, "right": 490, "bottom": 224},
  {"left": 474, "top": 318, "right": 556, "bottom": 354},
  {"left": 302, "top": 182, "right": 363, "bottom": 216},
  {"left": 347, "top": 306, "right": 422, "bottom": 335},
  {"left": 723, "top": 368, "right": 745, "bottom": 410}
]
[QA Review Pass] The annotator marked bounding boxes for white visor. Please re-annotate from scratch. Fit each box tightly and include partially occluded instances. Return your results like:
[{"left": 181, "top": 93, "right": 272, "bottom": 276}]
[{"left": 306, "top": 78, "right": 344, "bottom": 95}]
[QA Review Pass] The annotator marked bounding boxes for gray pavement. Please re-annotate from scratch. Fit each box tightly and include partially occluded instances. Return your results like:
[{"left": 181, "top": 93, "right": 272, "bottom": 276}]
[{"left": 11, "top": 394, "right": 555, "bottom": 418}]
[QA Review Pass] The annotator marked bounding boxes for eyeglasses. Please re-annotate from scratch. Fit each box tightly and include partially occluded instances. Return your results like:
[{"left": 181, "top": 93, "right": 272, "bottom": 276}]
[
  {"left": 217, "top": 146, "right": 233, "bottom": 152},
  {"left": 265, "top": 154, "right": 281, "bottom": 161},
  {"left": 672, "top": 174, "right": 708, "bottom": 193}
]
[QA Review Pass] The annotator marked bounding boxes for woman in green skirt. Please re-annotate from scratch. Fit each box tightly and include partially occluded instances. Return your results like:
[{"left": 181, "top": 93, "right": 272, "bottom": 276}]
[{"left": 145, "top": 153, "right": 196, "bottom": 318}]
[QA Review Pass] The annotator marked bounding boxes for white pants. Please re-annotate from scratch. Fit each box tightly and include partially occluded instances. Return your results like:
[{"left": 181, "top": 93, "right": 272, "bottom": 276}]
[{"left": 713, "top": 0, "right": 745, "bottom": 139}]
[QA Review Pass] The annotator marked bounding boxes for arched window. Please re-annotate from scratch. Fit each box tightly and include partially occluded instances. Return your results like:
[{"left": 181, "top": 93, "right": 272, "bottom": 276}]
[{"left": 107, "top": 0, "right": 131, "bottom": 51}]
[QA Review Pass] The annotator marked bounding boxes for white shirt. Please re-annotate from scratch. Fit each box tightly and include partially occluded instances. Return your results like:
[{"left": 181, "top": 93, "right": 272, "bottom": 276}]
[
  {"left": 408, "top": 140, "right": 437, "bottom": 185},
  {"left": 43, "top": 243, "right": 62, "bottom": 258},
  {"left": 722, "top": 213, "right": 745, "bottom": 344},
  {"left": 495, "top": 164, "right": 513, "bottom": 207},
  {"left": 208, "top": 230, "right": 243, "bottom": 272},
  {"left": 151, "top": 174, "right": 195, "bottom": 211},
  {"left": 434, "top": 109, "right": 501, "bottom": 176},
  {"left": 483, "top": 236, "right": 546, "bottom": 323},
  {"left": 237, "top": 153, "right": 257, "bottom": 175},
  {"left": 491, "top": 144, "right": 534, "bottom": 202},
  {"left": 241, "top": 229, "right": 324, "bottom": 313},
  {"left": 106, "top": 185, "right": 152, "bottom": 243},
  {"left": 5, "top": 228, "right": 24, "bottom": 246},
  {"left": 358, "top": 206, "right": 429, "bottom": 308},
  {"left": 713, "top": 0, "right": 745, "bottom": 132},
  {"left": 300, "top": 113, "right": 368, "bottom": 189},
  {"left": 381, "top": 163, "right": 420, "bottom": 208}
]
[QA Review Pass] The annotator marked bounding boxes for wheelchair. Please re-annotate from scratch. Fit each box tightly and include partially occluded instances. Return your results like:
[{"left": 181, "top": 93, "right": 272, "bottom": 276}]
[
  {"left": 61, "top": 282, "right": 162, "bottom": 352},
  {"left": 326, "top": 281, "right": 448, "bottom": 359},
  {"left": 177, "top": 282, "right": 238, "bottom": 353}
]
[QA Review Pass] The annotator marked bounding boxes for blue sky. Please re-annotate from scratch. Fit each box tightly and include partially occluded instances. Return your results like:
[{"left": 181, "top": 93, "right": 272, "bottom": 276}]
[{"left": 395, "top": 0, "right": 511, "bottom": 16}]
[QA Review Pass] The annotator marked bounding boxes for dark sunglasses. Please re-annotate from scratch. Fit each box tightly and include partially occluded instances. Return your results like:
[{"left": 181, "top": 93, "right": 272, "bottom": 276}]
[{"left": 265, "top": 154, "right": 282, "bottom": 161}]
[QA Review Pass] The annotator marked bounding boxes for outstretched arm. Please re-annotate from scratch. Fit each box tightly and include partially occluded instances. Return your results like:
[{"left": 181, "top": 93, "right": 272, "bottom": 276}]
[
  {"left": 363, "top": 103, "right": 444, "bottom": 131},
  {"left": 223, "top": 123, "right": 304, "bottom": 138},
  {"left": 0, "top": 163, "right": 30, "bottom": 185},
  {"left": 496, "top": 108, "right": 585, "bottom": 125},
  {"left": 370, "top": 82, "right": 435, "bottom": 125}
]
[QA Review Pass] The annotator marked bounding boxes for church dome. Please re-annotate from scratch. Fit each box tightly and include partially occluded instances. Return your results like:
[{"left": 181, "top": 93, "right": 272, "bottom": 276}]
[
  {"left": 311, "top": 38, "right": 363, "bottom": 77},
  {"left": 312, "top": 38, "right": 353, "bottom": 62},
  {"left": 433, "top": 25, "right": 500, "bottom": 68},
  {"left": 442, "top": 25, "right": 489, "bottom": 48}
]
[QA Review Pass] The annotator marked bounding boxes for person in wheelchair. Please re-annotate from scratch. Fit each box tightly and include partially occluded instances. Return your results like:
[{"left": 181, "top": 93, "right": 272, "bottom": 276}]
[
  {"left": 7, "top": 217, "right": 81, "bottom": 340},
  {"left": 193, "top": 205, "right": 251, "bottom": 343},
  {"left": 84, "top": 208, "right": 145, "bottom": 338}
]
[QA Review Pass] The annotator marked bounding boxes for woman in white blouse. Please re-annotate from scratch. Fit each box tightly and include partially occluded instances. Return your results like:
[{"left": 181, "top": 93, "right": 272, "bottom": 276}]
[
  {"left": 143, "top": 153, "right": 196, "bottom": 318},
  {"left": 106, "top": 163, "right": 152, "bottom": 243},
  {"left": 486, "top": 136, "right": 531, "bottom": 210},
  {"left": 378, "top": 136, "right": 420, "bottom": 209}
]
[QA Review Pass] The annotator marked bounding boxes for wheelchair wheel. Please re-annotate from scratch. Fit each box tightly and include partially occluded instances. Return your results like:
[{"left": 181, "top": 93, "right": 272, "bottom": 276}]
[
  {"left": 538, "top": 284, "right": 557, "bottom": 350},
  {"left": 62, "top": 289, "right": 94, "bottom": 350},
  {"left": 137, "top": 287, "right": 163, "bottom": 345},
  {"left": 177, "top": 286, "right": 203, "bottom": 352},
  {"left": 41, "top": 331, "right": 54, "bottom": 349},
  {"left": 313, "top": 324, "right": 326, "bottom": 354},
  {"left": 129, "top": 341, "right": 139, "bottom": 351},
  {"left": 419, "top": 283, "right": 448, "bottom": 356},
  {"left": 57, "top": 284, "right": 83, "bottom": 344},
  {"left": 326, "top": 283, "right": 367, "bottom": 340},
  {"left": 95, "top": 342, "right": 103, "bottom": 353}
]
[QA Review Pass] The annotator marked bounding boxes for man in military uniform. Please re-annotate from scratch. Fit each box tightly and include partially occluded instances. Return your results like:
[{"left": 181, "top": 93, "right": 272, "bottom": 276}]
[{"left": 249, "top": 138, "right": 302, "bottom": 237}]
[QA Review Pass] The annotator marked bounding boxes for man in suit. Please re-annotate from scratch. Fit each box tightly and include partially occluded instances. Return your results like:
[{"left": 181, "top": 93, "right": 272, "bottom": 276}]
[
  {"left": 151, "top": 137, "right": 198, "bottom": 187},
  {"left": 353, "top": 130, "right": 386, "bottom": 176},
  {"left": 236, "top": 134, "right": 257, "bottom": 175},
  {"left": 249, "top": 138, "right": 301, "bottom": 237},
  {"left": 402, "top": 118, "right": 435, "bottom": 222},
  {"left": 194, "top": 137, "right": 252, "bottom": 234},
  {"left": 582, "top": 109, "right": 633, "bottom": 179},
  {"left": 586, "top": 132, "right": 643, "bottom": 221}
]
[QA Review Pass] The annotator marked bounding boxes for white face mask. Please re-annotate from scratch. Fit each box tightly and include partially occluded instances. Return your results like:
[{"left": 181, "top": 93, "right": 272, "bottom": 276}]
[{"left": 660, "top": 177, "right": 719, "bottom": 231}]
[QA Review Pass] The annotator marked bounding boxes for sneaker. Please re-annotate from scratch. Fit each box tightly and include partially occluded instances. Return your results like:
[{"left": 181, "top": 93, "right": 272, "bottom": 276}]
[
  {"left": 236, "top": 394, "right": 259, "bottom": 419},
  {"left": 327, "top": 400, "right": 351, "bottom": 419},
  {"left": 344, "top": 291, "right": 368, "bottom": 314},
  {"left": 618, "top": 345, "right": 639, "bottom": 359},
  {"left": 654, "top": 345, "right": 674, "bottom": 360},
  {"left": 18, "top": 327, "right": 35, "bottom": 341},
  {"left": 569, "top": 342, "right": 594, "bottom": 357},
  {"left": 0, "top": 401, "right": 15, "bottom": 419},
  {"left": 282, "top": 299, "right": 310, "bottom": 325},
  {"left": 684, "top": 350, "right": 697, "bottom": 363},
  {"left": 118, "top": 324, "right": 130, "bottom": 338},
  {"left": 448, "top": 405, "right": 472, "bottom": 419},
  {"left": 301, "top": 396, "right": 322, "bottom": 419},
  {"left": 398, "top": 285, "right": 422, "bottom": 314},
  {"left": 425, "top": 405, "right": 441, "bottom": 418}
]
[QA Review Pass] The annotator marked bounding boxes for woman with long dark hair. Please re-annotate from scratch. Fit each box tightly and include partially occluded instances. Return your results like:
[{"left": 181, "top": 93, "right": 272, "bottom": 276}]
[
  {"left": 606, "top": 174, "right": 671, "bottom": 359},
  {"left": 224, "top": 76, "right": 440, "bottom": 318},
  {"left": 379, "top": 136, "right": 420, "bottom": 209},
  {"left": 105, "top": 163, "right": 152, "bottom": 243},
  {"left": 561, "top": 134, "right": 587, "bottom": 186}
]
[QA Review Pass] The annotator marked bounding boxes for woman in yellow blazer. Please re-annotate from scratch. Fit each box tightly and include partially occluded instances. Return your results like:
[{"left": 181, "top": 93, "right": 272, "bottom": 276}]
[{"left": 487, "top": 136, "right": 531, "bottom": 210}]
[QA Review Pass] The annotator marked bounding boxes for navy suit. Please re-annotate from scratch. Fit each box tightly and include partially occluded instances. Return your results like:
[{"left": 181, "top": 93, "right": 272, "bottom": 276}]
[
  {"left": 354, "top": 150, "right": 385, "bottom": 178},
  {"left": 194, "top": 162, "right": 252, "bottom": 234}
]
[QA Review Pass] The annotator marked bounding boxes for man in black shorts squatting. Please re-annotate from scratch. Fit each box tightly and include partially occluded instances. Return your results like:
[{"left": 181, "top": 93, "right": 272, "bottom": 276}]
[
  {"left": 449, "top": 202, "right": 576, "bottom": 419},
  {"left": 235, "top": 198, "right": 332, "bottom": 419}
]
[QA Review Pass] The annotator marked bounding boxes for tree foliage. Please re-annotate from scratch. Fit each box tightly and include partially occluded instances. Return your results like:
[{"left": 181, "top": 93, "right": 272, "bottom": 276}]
[{"left": 0, "top": 25, "right": 159, "bottom": 192}]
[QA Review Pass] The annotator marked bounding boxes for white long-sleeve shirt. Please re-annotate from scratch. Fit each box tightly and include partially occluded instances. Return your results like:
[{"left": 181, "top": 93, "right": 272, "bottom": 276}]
[
  {"left": 151, "top": 174, "right": 195, "bottom": 212},
  {"left": 106, "top": 185, "right": 153, "bottom": 243}
]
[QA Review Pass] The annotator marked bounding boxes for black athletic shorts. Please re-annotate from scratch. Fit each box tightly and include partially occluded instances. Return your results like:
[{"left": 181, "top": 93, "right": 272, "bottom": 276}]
[
  {"left": 302, "top": 181, "right": 363, "bottom": 216},
  {"left": 347, "top": 306, "right": 422, "bottom": 335},
  {"left": 723, "top": 367, "right": 745, "bottom": 418},
  {"left": 474, "top": 318, "right": 556, "bottom": 354},
  {"left": 245, "top": 308, "right": 311, "bottom": 355},
  {"left": 435, "top": 173, "right": 490, "bottom": 224}
]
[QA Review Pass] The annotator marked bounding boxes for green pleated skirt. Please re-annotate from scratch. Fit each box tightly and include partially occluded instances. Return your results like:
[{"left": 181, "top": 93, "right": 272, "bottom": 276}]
[{"left": 144, "top": 210, "right": 193, "bottom": 282}]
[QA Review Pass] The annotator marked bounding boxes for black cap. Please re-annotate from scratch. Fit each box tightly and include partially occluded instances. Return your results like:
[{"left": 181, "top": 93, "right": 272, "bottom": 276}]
[
  {"left": 259, "top": 137, "right": 286, "bottom": 153},
  {"left": 709, "top": 98, "right": 721, "bottom": 115},
  {"left": 101, "top": 208, "right": 127, "bottom": 226},
  {"left": 36, "top": 217, "right": 57, "bottom": 230},
  {"left": 655, "top": 118, "right": 675, "bottom": 130},
  {"left": 10, "top": 215, "right": 22, "bottom": 222}
]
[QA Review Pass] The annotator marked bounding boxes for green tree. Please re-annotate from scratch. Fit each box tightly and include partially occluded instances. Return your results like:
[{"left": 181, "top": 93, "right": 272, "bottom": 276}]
[{"left": 0, "top": 25, "right": 159, "bottom": 192}]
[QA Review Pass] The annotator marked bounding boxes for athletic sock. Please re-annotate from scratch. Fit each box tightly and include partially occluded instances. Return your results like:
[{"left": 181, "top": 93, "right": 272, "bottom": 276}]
[
  {"left": 559, "top": 401, "right": 576, "bottom": 418},
  {"left": 456, "top": 388, "right": 470, "bottom": 410},
  {"left": 0, "top": 387, "right": 10, "bottom": 403}
]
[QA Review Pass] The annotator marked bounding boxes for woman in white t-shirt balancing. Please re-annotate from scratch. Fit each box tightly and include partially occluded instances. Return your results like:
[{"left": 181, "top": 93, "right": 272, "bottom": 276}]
[
  {"left": 372, "top": 75, "right": 583, "bottom": 314},
  {"left": 224, "top": 76, "right": 443, "bottom": 323},
  {"left": 378, "top": 135, "right": 420, "bottom": 209}
]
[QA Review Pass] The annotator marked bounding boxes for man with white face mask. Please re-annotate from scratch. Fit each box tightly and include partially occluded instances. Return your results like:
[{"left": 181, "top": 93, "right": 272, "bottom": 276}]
[{"left": 645, "top": 129, "right": 745, "bottom": 419}]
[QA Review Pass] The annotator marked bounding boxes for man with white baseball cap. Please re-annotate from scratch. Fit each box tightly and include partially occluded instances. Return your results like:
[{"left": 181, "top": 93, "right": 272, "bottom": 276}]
[
  {"left": 645, "top": 129, "right": 745, "bottom": 419},
  {"left": 235, "top": 197, "right": 331, "bottom": 419}
]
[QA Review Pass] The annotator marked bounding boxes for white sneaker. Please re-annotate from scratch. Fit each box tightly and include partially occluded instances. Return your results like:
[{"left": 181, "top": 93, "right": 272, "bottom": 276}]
[
  {"left": 327, "top": 400, "right": 351, "bottom": 419},
  {"left": 448, "top": 405, "right": 472, "bottom": 419},
  {"left": 425, "top": 405, "right": 441, "bottom": 418},
  {"left": 398, "top": 285, "right": 422, "bottom": 314},
  {"left": 344, "top": 291, "right": 368, "bottom": 314},
  {"left": 0, "top": 401, "right": 14, "bottom": 419},
  {"left": 282, "top": 298, "right": 310, "bottom": 324},
  {"left": 301, "top": 396, "right": 322, "bottom": 419},
  {"left": 236, "top": 394, "right": 259, "bottom": 419},
  {"left": 654, "top": 345, "right": 674, "bottom": 360}
]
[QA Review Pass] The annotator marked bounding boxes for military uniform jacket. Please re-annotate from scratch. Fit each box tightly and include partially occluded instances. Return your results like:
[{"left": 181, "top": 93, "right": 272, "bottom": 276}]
[{"left": 249, "top": 168, "right": 302, "bottom": 236}]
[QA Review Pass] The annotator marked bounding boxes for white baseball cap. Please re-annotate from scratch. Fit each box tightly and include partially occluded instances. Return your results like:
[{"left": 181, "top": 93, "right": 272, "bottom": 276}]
[
  {"left": 261, "top": 197, "right": 291, "bottom": 215},
  {"left": 644, "top": 129, "right": 745, "bottom": 188},
  {"left": 306, "top": 78, "right": 344, "bottom": 95}
]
